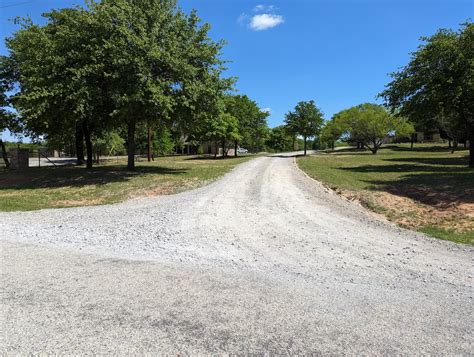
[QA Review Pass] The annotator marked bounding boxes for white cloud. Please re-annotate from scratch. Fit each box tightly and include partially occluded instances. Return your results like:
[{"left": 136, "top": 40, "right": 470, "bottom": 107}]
[
  {"left": 237, "top": 13, "right": 248, "bottom": 25},
  {"left": 253, "top": 5, "right": 276, "bottom": 12},
  {"left": 249, "top": 14, "right": 284, "bottom": 31}
]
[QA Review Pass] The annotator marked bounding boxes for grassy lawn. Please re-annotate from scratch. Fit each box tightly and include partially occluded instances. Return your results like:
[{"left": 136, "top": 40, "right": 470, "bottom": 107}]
[
  {"left": 0, "top": 155, "right": 256, "bottom": 211},
  {"left": 297, "top": 144, "right": 474, "bottom": 245}
]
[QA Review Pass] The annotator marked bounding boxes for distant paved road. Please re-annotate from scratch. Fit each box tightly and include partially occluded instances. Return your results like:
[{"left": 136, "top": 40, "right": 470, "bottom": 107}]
[
  {"left": 1, "top": 153, "right": 473, "bottom": 354},
  {"left": 28, "top": 157, "right": 77, "bottom": 167}
]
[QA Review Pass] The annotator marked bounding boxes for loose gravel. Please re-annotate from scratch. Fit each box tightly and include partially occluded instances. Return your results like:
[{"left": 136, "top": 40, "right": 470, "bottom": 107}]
[{"left": 1, "top": 153, "right": 473, "bottom": 354}]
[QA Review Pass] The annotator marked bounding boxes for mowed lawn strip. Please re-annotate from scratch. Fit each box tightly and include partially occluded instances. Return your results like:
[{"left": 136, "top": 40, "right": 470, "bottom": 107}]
[
  {"left": 297, "top": 145, "right": 474, "bottom": 245},
  {"left": 0, "top": 155, "right": 256, "bottom": 211}
]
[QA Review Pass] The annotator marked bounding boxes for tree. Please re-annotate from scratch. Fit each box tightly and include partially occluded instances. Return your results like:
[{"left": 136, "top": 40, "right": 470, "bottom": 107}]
[
  {"left": 320, "top": 119, "right": 344, "bottom": 150},
  {"left": 379, "top": 22, "right": 474, "bottom": 167},
  {"left": 224, "top": 95, "right": 269, "bottom": 155},
  {"left": 0, "top": 57, "right": 23, "bottom": 168},
  {"left": 2, "top": 0, "right": 230, "bottom": 171},
  {"left": 3, "top": 7, "right": 112, "bottom": 168},
  {"left": 335, "top": 103, "right": 414, "bottom": 154},
  {"left": 266, "top": 125, "right": 293, "bottom": 152},
  {"left": 92, "top": 0, "right": 230, "bottom": 170},
  {"left": 284, "top": 100, "right": 324, "bottom": 156},
  {"left": 199, "top": 105, "right": 240, "bottom": 158}
]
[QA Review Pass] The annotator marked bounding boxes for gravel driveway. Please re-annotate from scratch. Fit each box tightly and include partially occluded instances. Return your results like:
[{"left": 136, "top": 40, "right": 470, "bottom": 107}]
[{"left": 1, "top": 153, "right": 473, "bottom": 354}]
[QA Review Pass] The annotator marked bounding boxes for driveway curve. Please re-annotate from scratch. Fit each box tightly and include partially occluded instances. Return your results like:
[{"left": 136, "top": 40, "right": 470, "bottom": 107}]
[{"left": 1, "top": 153, "right": 473, "bottom": 354}]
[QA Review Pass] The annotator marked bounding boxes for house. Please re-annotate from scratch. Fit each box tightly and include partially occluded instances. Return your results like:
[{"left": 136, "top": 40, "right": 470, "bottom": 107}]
[
  {"left": 200, "top": 142, "right": 236, "bottom": 156},
  {"left": 413, "top": 131, "right": 443, "bottom": 143}
]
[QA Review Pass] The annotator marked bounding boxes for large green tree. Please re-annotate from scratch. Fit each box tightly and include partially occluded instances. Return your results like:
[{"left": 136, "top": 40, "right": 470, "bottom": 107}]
[
  {"left": 284, "top": 100, "right": 324, "bottom": 156},
  {"left": 93, "top": 0, "right": 229, "bottom": 170},
  {"left": 4, "top": 7, "right": 112, "bottom": 168},
  {"left": 380, "top": 22, "right": 474, "bottom": 167},
  {"left": 224, "top": 95, "right": 269, "bottom": 154},
  {"left": 320, "top": 119, "right": 344, "bottom": 150},
  {"left": 266, "top": 125, "right": 293, "bottom": 152},
  {"left": 334, "top": 103, "right": 414, "bottom": 154},
  {"left": 2, "top": 0, "right": 230, "bottom": 171}
]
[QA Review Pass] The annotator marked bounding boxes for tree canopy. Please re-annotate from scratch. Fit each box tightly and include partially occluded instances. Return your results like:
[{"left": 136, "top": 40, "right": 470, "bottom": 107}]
[
  {"left": 328, "top": 103, "right": 414, "bottom": 154},
  {"left": 2, "top": 0, "right": 232, "bottom": 170},
  {"left": 284, "top": 100, "right": 324, "bottom": 155},
  {"left": 380, "top": 21, "right": 473, "bottom": 166}
]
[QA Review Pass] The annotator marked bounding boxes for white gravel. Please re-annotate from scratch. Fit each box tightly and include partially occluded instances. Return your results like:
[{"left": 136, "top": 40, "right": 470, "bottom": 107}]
[{"left": 1, "top": 153, "right": 473, "bottom": 354}]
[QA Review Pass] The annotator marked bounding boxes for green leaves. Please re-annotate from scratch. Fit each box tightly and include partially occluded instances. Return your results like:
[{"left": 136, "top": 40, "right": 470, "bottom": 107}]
[
  {"left": 284, "top": 100, "right": 324, "bottom": 155},
  {"left": 3, "top": 0, "right": 232, "bottom": 169},
  {"left": 285, "top": 100, "right": 324, "bottom": 138},
  {"left": 380, "top": 22, "right": 473, "bottom": 138},
  {"left": 331, "top": 103, "right": 414, "bottom": 154}
]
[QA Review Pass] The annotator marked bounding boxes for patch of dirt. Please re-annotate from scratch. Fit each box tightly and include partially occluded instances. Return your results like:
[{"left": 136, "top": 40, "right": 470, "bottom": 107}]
[
  {"left": 143, "top": 186, "right": 174, "bottom": 197},
  {"left": 53, "top": 198, "right": 105, "bottom": 207},
  {"left": 340, "top": 189, "right": 474, "bottom": 234}
]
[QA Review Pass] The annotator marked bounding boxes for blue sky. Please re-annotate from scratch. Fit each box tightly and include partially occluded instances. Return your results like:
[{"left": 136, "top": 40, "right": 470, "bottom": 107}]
[{"left": 1, "top": 0, "right": 472, "bottom": 140}]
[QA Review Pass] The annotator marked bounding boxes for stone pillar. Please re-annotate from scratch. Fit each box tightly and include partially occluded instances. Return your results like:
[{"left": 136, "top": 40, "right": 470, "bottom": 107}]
[{"left": 8, "top": 148, "right": 29, "bottom": 169}]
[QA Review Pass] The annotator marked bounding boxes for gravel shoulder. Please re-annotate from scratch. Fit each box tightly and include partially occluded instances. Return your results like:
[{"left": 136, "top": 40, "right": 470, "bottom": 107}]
[{"left": 1, "top": 153, "right": 473, "bottom": 354}]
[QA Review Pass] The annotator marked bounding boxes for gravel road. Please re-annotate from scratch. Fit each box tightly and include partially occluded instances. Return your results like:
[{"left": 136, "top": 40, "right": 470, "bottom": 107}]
[{"left": 1, "top": 153, "right": 473, "bottom": 354}]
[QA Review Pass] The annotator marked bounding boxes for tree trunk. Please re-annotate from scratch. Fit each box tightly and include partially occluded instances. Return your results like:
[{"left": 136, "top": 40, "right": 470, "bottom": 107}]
[
  {"left": 234, "top": 140, "right": 238, "bottom": 157},
  {"left": 469, "top": 131, "right": 474, "bottom": 168},
  {"left": 214, "top": 140, "right": 217, "bottom": 159},
  {"left": 448, "top": 139, "right": 452, "bottom": 148},
  {"left": 410, "top": 133, "right": 415, "bottom": 149},
  {"left": 75, "top": 121, "right": 85, "bottom": 165},
  {"left": 127, "top": 120, "right": 136, "bottom": 171},
  {"left": 147, "top": 125, "right": 152, "bottom": 162},
  {"left": 222, "top": 140, "right": 226, "bottom": 158},
  {"left": 83, "top": 123, "right": 93, "bottom": 169},
  {"left": 303, "top": 136, "right": 307, "bottom": 156},
  {"left": 0, "top": 139, "right": 10, "bottom": 169},
  {"left": 365, "top": 143, "right": 377, "bottom": 154},
  {"left": 451, "top": 139, "right": 458, "bottom": 154}
]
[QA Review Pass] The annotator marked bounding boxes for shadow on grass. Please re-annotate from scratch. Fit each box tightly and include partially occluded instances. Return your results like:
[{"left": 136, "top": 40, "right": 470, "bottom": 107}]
[
  {"left": 268, "top": 154, "right": 304, "bottom": 158},
  {"left": 0, "top": 164, "right": 187, "bottom": 190},
  {"left": 384, "top": 156, "right": 469, "bottom": 166},
  {"left": 183, "top": 155, "right": 252, "bottom": 161},
  {"left": 325, "top": 145, "right": 463, "bottom": 155},
  {"left": 325, "top": 147, "right": 367, "bottom": 154},
  {"left": 340, "top": 163, "right": 473, "bottom": 206},
  {"left": 388, "top": 145, "right": 456, "bottom": 153}
]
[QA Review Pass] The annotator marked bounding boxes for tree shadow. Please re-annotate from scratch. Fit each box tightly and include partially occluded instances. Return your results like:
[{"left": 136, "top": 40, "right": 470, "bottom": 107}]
[
  {"left": 0, "top": 164, "right": 188, "bottom": 190},
  {"left": 389, "top": 145, "right": 455, "bottom": 153},
  {"left": 340, "top": 163, "right": 473, "bottom": 207},
  {"left": 268, "top": 153, "right": 302, "bottom": 158},
  {"left": 384, "top": 156, "right": 469, "bottom": 166},
  {"left": 324, "top": 147, "right": 366, "bottom": 154},
  {"left": 183, "top": 155, "right": 250, "bottom": 161}
]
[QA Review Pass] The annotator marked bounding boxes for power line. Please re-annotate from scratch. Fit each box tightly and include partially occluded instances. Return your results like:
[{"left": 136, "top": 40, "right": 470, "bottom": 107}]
[{"left": 0, "top": 0, "right": 36, "bottom": 9}]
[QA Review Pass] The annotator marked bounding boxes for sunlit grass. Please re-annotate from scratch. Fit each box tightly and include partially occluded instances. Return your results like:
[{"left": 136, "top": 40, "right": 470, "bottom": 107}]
[{"left": 0, "top": 155, "right": 256, "bottom": 211}]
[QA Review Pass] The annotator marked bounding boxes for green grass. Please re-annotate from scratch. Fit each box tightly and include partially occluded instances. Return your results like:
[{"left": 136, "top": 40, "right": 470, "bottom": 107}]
[
  {"left": 419, "top": 226, "right": 474, "bottom": 245},
  {"left": 0, "top": 154, "right": 256, "bottom": 211},
  {"left": 297, "top": 144, "right": 474, "bottom": 245}
]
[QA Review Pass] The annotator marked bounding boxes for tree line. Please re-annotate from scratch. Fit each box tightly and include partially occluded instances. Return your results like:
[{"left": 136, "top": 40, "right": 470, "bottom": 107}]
[
  {"left": 0, "top": 0, "right": 270, "bottom": 170},
  {"left": 288, "top": 22, "right": 473, "bottom": 167},
  {"left": 1, "top": 6, "right": 471, "bottom": 168}
]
